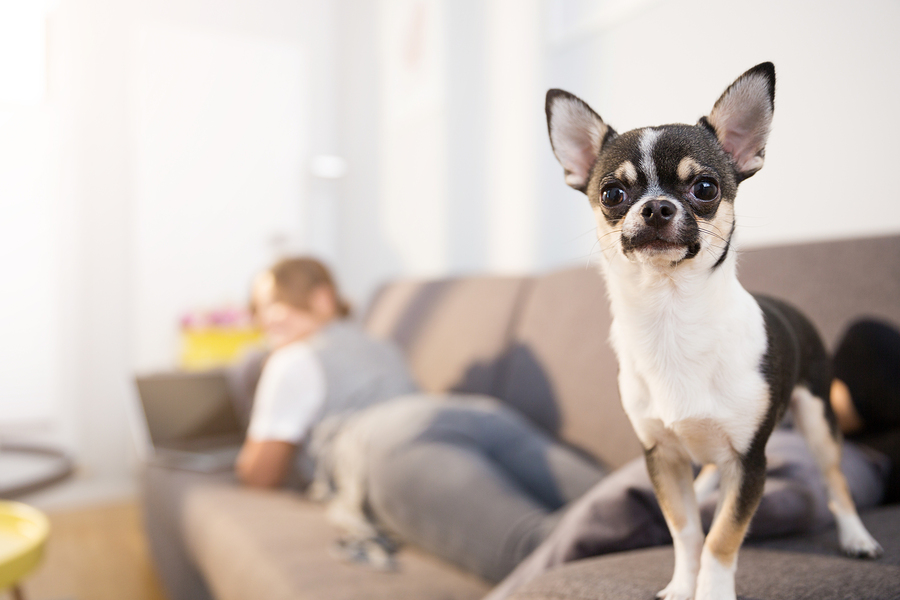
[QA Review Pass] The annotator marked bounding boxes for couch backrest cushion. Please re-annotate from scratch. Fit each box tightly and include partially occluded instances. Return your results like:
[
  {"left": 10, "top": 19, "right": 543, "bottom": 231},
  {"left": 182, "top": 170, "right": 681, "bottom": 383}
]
[
  {"left": 738, "top": 235, "right": 900, "bottom": 349},
  {"left": 363, "top": 276, "right": 528, "bottom": 396},
  {"left": 498, "top": 267, "right": 643, "bottom": 469}
]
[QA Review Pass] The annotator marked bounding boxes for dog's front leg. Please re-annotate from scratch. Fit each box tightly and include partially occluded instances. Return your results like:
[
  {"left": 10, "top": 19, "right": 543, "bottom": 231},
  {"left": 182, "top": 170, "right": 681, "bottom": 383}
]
[
  {"left": 645, "top": 441, "right": 703, "bottom": 600},
  {"left": 694, "top": 451, "right": 764, "bottom": 600}
]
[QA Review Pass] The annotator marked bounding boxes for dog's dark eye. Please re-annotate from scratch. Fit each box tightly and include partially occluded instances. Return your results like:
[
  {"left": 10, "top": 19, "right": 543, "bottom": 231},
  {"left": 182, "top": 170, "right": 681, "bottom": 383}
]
[
  {"left": 601, "top": 186, "right": 626, "bottom": 207},
  {"left": 691, "top": 179, "right": 719, "bottom": 202}
]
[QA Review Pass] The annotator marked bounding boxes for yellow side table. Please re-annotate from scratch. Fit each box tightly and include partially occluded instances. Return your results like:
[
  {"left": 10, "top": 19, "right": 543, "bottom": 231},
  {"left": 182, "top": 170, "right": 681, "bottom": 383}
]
[{"left": 0, "top": 501, "right": 49, "bottom": 600}]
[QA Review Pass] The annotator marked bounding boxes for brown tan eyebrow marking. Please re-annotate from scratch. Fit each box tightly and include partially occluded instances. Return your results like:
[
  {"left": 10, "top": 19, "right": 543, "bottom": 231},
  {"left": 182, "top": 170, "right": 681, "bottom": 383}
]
[
  {"left": 615, "top": 160, "right": 638, "bottom": 186},
  {"left": 677, "top": 157, "right": 703, "bottom": 181}
]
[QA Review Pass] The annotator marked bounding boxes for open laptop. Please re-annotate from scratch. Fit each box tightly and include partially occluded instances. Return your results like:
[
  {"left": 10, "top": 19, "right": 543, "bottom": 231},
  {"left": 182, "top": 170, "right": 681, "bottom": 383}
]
[{"left": 134, "top": 370, "right": 245, "bottom": 472}]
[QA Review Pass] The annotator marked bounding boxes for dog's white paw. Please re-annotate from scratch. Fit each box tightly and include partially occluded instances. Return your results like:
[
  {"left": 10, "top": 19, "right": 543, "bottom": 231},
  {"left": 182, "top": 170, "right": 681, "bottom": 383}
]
[
  {"left": 655, "top": 581, "right": 694, "bottom": 600},
  {"left": 840, "top": 528, "right": 883, "bottom": 559},
  {"left": 694, "top": 577, "right": 736, "bottom": 600},
  {"left": 694, "top": 549, "right": 736, "bottom": 600},
  {"left": 837, "top": 513, "right": 883, "bottom": 558}
]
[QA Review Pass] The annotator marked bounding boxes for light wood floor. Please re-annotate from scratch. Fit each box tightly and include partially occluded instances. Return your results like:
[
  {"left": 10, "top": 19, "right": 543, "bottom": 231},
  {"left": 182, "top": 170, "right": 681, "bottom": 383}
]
[{"left": 5, "top": 501, "right": 168, "bottom": 600}]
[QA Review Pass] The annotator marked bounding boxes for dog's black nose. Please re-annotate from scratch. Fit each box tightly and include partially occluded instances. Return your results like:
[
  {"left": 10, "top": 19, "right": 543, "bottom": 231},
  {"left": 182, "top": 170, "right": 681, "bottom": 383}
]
[{"left": 641, "top": 199, "right": 677, "bottom": 228}]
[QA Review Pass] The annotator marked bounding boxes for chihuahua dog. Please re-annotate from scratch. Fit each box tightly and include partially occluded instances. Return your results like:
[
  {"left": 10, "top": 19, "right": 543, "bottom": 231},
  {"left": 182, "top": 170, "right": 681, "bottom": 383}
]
[{"left": 545, "top": 63, "right": 881, "bottom": 600}]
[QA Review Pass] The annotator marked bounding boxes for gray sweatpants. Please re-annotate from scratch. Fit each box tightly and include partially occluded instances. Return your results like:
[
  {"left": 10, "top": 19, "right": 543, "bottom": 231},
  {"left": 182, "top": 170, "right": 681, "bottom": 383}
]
[{"left": 358, "top": 395, "right": 607, "bottom": 583}]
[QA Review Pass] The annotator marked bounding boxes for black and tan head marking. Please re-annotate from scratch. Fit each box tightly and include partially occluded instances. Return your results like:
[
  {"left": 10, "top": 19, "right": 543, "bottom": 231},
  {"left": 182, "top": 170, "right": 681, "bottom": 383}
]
[{"left": 586, "top": 125, "right": 740, "bottom": 223}]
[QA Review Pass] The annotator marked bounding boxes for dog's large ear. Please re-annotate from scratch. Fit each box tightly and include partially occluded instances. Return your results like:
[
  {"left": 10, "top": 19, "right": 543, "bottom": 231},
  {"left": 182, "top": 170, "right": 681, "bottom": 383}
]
[
  {"left": 546, "top": 89, "right": 614, "bottom": 193},
  {"left": 703, "top": 62, "right": 775, "bottom": 181}
]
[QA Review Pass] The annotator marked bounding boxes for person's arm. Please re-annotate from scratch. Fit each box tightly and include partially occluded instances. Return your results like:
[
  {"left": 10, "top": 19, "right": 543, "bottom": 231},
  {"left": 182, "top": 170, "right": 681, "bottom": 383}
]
[
  {"left": 238, "top": 343, "right": 326, "bottom": 487},
  {"left": 236, "top": 439, "right": 296, "bottom": 488}
]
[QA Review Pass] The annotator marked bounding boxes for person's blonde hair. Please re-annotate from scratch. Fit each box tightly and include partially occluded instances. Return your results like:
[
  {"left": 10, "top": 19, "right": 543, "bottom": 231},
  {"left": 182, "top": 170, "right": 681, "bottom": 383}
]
[{"left": 265, "top": 257, "right": 351, "bottom": 318}]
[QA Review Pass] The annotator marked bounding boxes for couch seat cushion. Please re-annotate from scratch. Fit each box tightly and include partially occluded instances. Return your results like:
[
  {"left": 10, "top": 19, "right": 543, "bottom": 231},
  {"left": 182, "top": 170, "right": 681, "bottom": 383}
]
[
  {"left": 507, "top": 545, "right": 900, "bottom": 600},
  {"left": 510, "top": 505, "right": 900, "bottom": 600},
  {"left": 183, "top": 484, "right": 489, "bottom": 600}
]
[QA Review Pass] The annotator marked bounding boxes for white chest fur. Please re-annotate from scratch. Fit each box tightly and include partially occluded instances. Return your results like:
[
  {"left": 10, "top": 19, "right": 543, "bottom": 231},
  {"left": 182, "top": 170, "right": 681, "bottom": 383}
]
[{"left": 603, "top": 255, "right": 771, "bottom": 458}]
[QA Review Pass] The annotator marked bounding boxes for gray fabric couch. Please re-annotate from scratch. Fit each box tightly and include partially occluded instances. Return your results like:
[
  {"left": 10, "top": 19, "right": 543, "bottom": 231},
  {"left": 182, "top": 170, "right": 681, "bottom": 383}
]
[{"left": 141, "top": 234, "right": 900, "bottom": 600}]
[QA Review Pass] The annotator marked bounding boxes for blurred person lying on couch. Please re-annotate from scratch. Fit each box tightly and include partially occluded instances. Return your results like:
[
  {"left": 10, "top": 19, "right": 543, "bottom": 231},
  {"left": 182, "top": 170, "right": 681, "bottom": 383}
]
[{"left": 234, "top": 256, "right": 897, "bottom": 591}]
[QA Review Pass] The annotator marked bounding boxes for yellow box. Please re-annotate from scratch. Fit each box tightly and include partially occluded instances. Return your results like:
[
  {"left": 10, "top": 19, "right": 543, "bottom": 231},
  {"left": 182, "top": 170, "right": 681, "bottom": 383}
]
[{"left": 180, "top": 327, "right": 265, "bottom": 371}]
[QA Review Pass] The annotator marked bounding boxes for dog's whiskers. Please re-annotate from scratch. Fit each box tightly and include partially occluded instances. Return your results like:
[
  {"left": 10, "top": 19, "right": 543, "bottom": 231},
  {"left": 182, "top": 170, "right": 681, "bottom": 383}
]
[
  {"left": 698, "top": 227, "right": 729, "bottom": 245},
  {"left": 579, "top": 231, "right": 622, "bottom": 267},
  {"left": 582, "top": 238, "right": 602, "bottom": 267}
]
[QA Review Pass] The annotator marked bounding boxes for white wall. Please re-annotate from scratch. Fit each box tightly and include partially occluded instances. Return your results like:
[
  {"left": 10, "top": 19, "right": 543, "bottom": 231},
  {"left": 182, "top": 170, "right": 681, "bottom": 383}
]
[
  {"left": 484, "top": 0, "right": 543, "bottom": 272},
  {"left": 378, "top": 0, "right": 450, "bottom": 276}
]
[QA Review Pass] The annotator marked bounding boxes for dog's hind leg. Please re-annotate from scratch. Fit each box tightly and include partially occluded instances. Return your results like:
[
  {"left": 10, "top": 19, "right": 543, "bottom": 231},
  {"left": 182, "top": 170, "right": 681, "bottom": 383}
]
[
  {"left": 645, "top": 442, "right": 703, "bottom": 600},
  {"left": 791, "top": 386, "right": 883, "bottom": 557}
]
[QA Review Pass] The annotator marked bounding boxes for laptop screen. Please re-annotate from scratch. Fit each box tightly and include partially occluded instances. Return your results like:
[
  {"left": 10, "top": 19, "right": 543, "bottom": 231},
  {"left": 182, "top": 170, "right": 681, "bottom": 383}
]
[{"left": 134, "top": 370, "right": 244, "bottom": 449}]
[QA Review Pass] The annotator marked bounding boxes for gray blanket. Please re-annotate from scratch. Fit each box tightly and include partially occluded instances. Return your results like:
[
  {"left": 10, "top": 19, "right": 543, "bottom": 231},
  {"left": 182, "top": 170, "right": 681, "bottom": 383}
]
[{"left": 485, "top": 429, "right": 889, "bottom": 600}]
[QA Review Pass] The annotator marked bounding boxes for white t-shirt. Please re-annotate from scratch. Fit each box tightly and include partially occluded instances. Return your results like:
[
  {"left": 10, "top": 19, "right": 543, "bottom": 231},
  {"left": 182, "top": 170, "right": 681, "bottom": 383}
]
[{"left": 246, "top": 341, "right": 327, "bottom": 444}]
